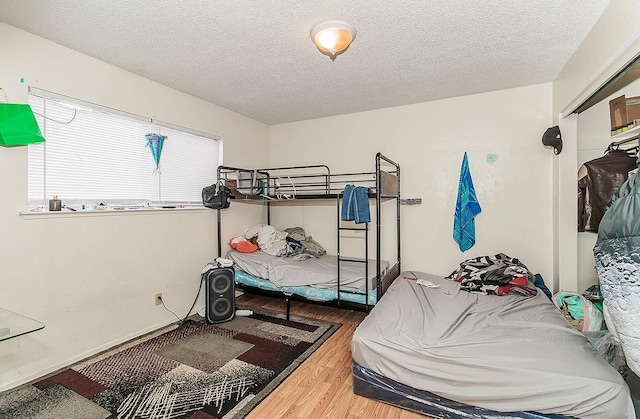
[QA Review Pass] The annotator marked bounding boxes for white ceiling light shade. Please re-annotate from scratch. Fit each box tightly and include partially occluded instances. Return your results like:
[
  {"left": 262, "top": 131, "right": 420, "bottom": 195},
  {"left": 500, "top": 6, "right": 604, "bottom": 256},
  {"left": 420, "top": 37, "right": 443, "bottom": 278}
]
[{"left": 311, "top": 20, "right": 356, "bottom": 61}]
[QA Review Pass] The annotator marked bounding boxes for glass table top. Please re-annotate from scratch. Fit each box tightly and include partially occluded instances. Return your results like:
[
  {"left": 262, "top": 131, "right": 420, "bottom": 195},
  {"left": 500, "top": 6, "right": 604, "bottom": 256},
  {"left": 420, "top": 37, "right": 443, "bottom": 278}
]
[{"left": 0, "top": 307, "right": 45, "bottom": 341}]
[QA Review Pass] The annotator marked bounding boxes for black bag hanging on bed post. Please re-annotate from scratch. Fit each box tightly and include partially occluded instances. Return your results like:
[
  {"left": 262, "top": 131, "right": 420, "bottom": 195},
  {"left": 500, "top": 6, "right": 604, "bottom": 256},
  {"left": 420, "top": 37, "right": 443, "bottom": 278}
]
[{"left": 202, "top": 181, "right": 232, "bottom": 209}]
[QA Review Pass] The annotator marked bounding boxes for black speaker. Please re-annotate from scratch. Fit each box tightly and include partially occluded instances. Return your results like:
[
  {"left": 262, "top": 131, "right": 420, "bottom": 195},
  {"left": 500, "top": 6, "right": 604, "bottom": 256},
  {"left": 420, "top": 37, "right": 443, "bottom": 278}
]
[{"left": 205, "top": 267, "right": 235, "bottom": 324}]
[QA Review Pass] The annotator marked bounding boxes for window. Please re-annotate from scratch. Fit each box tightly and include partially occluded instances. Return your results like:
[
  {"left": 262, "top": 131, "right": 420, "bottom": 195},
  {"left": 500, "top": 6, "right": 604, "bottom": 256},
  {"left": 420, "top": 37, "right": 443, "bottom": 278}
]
[{"left": 28, "top": 88, "right": 220, "bottom": 209}]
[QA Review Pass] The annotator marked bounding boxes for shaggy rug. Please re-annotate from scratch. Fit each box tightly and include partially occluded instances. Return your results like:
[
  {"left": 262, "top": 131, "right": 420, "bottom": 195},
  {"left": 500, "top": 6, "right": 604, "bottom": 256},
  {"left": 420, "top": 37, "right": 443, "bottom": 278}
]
[{"left": 0, "top": 306, "right": 340, "bottom": 419}]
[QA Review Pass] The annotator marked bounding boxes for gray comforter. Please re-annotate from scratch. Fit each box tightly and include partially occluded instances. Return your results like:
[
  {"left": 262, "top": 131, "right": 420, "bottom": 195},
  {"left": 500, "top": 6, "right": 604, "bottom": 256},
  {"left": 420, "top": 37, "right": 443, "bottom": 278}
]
[{"left": 351, "top": 272, "right": 635, "bottom": 418}]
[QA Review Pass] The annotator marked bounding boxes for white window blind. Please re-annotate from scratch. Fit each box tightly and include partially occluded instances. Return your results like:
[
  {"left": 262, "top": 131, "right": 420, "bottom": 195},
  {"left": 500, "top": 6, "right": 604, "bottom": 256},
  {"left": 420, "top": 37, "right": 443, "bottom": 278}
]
[{"left": 28, "top": 89, "right": 220, "bottom": 207}]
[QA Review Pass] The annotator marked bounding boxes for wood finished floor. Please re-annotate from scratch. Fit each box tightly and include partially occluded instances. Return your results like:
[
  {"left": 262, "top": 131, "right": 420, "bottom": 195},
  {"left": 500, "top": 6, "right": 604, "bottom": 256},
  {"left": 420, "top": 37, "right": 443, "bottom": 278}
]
[{"left": 237, "top": 292, "right": 428, "bottom": 419}]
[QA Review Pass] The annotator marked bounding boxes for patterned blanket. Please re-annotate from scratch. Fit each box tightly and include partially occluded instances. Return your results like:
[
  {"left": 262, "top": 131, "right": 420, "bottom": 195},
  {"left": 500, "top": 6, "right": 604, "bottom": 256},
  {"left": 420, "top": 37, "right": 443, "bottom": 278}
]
[{"left": 446, "top": 253, "right": 537, "bottom": 297}]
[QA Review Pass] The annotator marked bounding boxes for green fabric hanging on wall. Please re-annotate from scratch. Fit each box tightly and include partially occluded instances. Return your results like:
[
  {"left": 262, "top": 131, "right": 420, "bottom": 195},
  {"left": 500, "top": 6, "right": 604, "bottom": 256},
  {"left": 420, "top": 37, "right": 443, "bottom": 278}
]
[{"left": 0, "top": 103, "right": 45, "bottom": 147}]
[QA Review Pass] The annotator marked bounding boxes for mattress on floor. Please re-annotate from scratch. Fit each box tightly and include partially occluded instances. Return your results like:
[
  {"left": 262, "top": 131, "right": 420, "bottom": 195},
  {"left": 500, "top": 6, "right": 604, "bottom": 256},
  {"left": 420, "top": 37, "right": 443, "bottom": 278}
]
[
  {"left": 352, "top": 363, "right": 566, "bottom": 419},
  {"left": 227, "top": 249, "right": 388, "bottom": 293},
  {"left": 351, "top": 271, "right": 635, "bottom": 419}
]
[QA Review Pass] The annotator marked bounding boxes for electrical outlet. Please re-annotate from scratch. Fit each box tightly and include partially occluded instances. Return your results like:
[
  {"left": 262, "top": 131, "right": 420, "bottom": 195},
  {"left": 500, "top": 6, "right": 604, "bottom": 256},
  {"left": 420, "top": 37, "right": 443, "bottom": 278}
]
[{"left": 155, "top": 293, "right": 162, "bottom": 306}]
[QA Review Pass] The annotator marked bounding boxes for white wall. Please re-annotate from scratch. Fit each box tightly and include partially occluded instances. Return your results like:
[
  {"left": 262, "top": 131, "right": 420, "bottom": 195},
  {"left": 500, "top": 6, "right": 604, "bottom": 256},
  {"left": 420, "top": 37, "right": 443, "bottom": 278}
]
[
  {"left": 0, "top": 23, "right": 268, "bottom": 391},
  {"left": 269, "top": 84, "right": 555, "bottom": 281}
]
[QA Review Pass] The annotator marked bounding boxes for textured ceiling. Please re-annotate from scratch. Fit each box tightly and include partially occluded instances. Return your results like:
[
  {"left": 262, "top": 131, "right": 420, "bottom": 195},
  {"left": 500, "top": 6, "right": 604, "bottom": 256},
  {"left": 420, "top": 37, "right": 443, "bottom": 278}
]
[{"left": 0, "top": 1, "right": 609, "bottom": 125}]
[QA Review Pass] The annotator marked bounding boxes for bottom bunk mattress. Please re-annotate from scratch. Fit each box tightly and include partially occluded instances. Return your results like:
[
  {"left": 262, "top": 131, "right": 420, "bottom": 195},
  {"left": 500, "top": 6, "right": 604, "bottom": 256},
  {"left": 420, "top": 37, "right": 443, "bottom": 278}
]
[
  {"left": 235, "top": 269, "right": 377, "bottom": 305},
  {"left": 227, "top": 249, "right": 388, "bottom": 293},
  {"left": 350, "top": 271, "right": 635, "bottom": 419}
]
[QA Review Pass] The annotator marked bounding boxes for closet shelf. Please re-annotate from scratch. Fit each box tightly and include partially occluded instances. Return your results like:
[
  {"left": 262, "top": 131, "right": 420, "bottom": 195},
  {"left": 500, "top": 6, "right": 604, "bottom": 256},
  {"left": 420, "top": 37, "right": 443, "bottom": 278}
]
[{"left": 611, "top": 120, "right": 640, "bottom": 142}]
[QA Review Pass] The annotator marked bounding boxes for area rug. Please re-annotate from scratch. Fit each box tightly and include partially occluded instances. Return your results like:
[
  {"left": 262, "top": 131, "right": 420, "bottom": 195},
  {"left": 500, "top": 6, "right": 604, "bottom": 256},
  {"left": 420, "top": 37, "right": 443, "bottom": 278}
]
[{"left": 0, "top": 306, "right": 340, "bottom": 419}]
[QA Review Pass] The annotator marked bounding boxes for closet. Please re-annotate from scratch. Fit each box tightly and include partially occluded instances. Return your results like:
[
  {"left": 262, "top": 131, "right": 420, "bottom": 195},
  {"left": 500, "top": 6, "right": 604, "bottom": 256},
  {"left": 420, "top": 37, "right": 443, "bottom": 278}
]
[
  {"left": 576, "top": 77, "right": 640, "bottom": 293},
  {"left": 555, "top": 10, "right": 640, "bottom": 407},
  {"left": 572, "top": 62, "right": 640, "bottom": 402}
]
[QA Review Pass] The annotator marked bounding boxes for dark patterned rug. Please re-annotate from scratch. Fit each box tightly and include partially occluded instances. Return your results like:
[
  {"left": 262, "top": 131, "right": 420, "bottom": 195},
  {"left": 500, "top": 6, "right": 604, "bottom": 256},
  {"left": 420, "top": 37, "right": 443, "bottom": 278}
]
[{"left": 0, "top": 306, "right": 340, "bottom": 419}]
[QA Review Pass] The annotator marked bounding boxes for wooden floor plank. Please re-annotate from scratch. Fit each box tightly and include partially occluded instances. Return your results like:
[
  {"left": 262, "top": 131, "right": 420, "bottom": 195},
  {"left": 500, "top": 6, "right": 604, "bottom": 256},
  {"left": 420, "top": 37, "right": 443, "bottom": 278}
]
[{"left": 239, "top": 293, "right": 428, "bottom": 418}]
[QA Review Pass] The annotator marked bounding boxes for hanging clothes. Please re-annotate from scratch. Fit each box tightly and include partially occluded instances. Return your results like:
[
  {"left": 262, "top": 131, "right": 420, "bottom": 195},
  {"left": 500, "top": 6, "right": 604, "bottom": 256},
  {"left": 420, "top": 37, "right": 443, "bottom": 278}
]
[{"left": 578, "top": 147, "right": 638, "bottom": 232}]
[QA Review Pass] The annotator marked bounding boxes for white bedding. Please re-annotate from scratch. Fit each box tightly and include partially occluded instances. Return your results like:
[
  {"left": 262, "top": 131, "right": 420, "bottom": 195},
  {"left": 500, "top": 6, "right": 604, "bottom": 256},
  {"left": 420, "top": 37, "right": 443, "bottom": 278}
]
[
  {"left": 226, "top": 249, "right": 388, "bottom": 293},
  {"left": 351, "top": 271, "right": 635, "bottom": 418}
]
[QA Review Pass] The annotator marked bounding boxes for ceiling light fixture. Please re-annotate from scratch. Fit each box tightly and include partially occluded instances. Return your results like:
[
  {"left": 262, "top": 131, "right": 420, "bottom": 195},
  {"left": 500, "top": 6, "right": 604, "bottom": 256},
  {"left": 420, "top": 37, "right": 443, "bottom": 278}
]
[{"left": 310, "top": 20, "right": 356, "bottom": 61}]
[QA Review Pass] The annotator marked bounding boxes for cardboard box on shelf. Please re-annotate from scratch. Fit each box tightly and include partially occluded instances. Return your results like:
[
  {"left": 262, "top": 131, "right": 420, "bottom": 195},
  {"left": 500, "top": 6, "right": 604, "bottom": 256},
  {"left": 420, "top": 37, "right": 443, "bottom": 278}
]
[{"left": 609, "top": 95, "right": 640, "bottom": 130}]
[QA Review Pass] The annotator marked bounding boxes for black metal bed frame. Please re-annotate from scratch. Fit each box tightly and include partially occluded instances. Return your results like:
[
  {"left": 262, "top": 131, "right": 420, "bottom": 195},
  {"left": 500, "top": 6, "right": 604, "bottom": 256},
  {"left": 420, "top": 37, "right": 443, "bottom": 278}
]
[{"left": 215, "top": 152, "right": 401, "bottom": 314}]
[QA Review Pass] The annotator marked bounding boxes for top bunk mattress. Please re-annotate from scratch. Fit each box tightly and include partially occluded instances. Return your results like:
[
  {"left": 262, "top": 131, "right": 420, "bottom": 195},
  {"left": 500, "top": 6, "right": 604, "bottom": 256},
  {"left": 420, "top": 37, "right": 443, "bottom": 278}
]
[
  {"left": 226, "top": 249, "right": 388, "bottom": 293},
  {"left": 351, "top": 271, "right": 635, "bottom": 419}
]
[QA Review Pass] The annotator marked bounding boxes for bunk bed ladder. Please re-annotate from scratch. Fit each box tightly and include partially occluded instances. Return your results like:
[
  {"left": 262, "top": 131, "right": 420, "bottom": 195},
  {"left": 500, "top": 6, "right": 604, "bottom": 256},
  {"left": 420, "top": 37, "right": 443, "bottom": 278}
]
[{"left": 336, "top": 195, "right": 370, "bottom": 311}]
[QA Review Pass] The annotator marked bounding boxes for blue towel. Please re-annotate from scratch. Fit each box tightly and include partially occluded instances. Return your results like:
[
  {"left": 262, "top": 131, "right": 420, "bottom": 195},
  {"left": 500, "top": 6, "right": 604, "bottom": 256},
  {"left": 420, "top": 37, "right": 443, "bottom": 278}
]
[
  {"left": 341, "top": 184, "right": 371, "bottom": 224},
  {"left": 453, "top": 152, "right": 481, "bottom": 251}
]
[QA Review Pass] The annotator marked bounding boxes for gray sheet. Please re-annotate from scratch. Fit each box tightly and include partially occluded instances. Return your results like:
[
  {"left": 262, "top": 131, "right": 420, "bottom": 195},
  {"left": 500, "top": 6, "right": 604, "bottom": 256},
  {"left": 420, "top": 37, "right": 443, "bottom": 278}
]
[
  {"left": 227, "top": 249, "right": 388, "bottom": 293},
  {"left": 351, "top": 271, "right": 635, "bottom": 418}
]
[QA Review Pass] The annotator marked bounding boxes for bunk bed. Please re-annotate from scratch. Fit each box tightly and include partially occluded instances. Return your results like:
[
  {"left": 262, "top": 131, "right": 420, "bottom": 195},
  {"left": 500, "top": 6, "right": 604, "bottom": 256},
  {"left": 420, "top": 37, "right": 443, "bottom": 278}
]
[
  {"left": 214, "top": 153, "right": 401, "bottom": 317},
  {"left": 351, "top": 270, "right": 636, "bottom": 419}
]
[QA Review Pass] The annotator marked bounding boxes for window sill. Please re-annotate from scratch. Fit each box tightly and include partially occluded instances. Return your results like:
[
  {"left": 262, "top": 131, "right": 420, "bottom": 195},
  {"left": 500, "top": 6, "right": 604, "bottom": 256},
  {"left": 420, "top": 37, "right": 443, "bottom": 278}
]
[{"left": 20, "top": 206, "right": 210, "bottom": 219}]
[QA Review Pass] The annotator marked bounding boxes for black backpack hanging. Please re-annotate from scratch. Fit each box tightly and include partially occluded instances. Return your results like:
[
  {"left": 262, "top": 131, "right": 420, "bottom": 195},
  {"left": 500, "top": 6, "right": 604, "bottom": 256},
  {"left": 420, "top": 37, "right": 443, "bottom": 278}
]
[{"left": 202, "top": 181, "right": 231, "bottom": 209}]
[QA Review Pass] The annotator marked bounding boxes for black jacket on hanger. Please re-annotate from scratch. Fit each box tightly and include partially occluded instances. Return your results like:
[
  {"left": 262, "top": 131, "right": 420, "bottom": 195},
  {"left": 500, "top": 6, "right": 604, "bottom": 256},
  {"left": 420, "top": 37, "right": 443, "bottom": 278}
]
[{"left": 578, "top": 148, "right": 638, "bottom": 232}]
